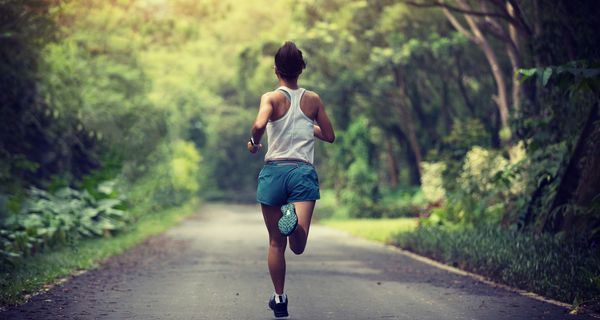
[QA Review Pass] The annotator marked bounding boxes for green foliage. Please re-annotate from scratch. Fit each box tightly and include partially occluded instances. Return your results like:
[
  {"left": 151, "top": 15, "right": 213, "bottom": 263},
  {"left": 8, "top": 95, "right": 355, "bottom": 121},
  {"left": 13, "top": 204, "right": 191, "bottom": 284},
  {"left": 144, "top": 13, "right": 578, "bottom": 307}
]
[
  {"left": 2, "top": 0, "right": 600, "bottom": 308},
  {"left": 434, "top": 118, "right": 490, "bottom": 194},
  {"left": 124, "top": 140, "right": 202, "bottom": 213},
  {"left": 0, "top": 0, "right": 100, "bottom": 198},
  {"left": 313, "top": 189, "right": 344, "bottom": 221},
  {"left": 330, "top": 117, "right": 381, "bottom": 218},
  {"left": 318, "top": 187, "right": 424, "bottom": 220},
  {"left": 321, "top": 217, "right": 418, "bottom": 243},
  {"left": 519, "top": 61, "right": 600, "bottom": 94},
  {"left": 340, "top": 159, "right": 379, "bottom": 218},
  {"left": 199, "top": 108, "right": 263, "bottom": 201},
  {"left": 515, "top": 60, "right": 600, "bottom": 235},
  {"left": 0, "top": 181, "right": 128, "bottom": 270},
  {"left": 393, "top": 224, "right": 600, "bottom": 304},
  {"left": 169, "top": 140, "right": 202, "bottom": 203},
  {"left": 379, "top": 187, "right": 425, "bottom": 218},
  {"left": 422, "top": 144, "right": 529, "bottom": 226},
  {"left": 420, "top": 162, "right": 446, "bottom": 204}
]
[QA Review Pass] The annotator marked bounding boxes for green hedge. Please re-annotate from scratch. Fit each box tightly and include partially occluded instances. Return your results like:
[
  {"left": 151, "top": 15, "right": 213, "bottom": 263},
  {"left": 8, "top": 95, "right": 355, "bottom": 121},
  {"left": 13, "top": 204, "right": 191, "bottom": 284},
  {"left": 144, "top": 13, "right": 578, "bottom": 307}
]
[{"left": 392, "top": 225, "right": 600, "bottom": 305}]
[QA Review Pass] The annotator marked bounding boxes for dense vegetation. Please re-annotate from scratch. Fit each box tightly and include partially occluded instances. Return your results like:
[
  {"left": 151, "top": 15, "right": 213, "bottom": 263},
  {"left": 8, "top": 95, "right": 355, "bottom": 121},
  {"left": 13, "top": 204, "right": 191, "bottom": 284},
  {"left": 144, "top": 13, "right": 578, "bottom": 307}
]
[
  {"left": 1, "top": 0, "right": 599, "bottom": 310},
  {"left": 294, "top": 0, "right": 600, "bottom": 307}
]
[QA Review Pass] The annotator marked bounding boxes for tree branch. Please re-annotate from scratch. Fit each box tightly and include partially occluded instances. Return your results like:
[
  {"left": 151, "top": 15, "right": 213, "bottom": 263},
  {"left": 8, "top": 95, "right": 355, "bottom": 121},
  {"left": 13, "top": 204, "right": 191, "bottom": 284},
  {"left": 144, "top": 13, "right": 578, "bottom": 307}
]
[
  {"left": 403, "top": 0, "right": 511, "bottom": 20},
  {"left": 478, "top": 20, "right": 510, "bottom": 43},
  {"left": 442, "top": 7, "right": 475, "bottom": 41},
  {"left": 506, "top": 0, "right": 533, "bottom": 36},
  {"left": 404, "top": 0, "right": 531, "bottom": 37}
]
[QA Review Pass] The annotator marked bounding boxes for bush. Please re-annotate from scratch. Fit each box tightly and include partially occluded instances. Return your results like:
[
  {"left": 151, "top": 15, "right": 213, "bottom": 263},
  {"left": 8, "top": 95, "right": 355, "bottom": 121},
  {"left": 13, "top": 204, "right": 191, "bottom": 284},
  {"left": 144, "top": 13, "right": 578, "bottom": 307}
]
[
  {"left": 420, "top": 162, "right": 446, "bottom": 204},
  {"left": 436, "top": 118, "right": 490, "bottom": 194},
  {"left": 379, "top": 187, "right": 425, "bottom": 218},
  {"left": 340, "top": 159, "right": 381, "bottom": 218},
  {"left": 392, "top": 224, "right": 600, "bottom": 305},
  {"left": 0, "top": 181, "right": 129, "bottom": 270},
  {"left": 314, "top": 189, "right": 345, "bottom": 221},
  {"left": 169, "top": 140, "right": 202, "bottom": 204},
  {"left": 125, "top": 140, "right": 202, "bottom": 213},
  {"left": 423, "top": 143, "right": 528, "bottom": 226},
  {"left": 327, "top": 117, "right": 381, "bottom": 218}
]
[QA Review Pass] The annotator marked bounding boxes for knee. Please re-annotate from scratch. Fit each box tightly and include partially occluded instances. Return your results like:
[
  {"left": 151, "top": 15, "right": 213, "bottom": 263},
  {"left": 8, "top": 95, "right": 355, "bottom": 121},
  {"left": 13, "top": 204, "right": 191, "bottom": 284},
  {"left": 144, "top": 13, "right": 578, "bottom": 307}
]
[
  {"left": 269, "top": 238, "right": 286, "bottom": 251},
  {"left": 290, "top": 245, "right": 305, "bottom": 255}
]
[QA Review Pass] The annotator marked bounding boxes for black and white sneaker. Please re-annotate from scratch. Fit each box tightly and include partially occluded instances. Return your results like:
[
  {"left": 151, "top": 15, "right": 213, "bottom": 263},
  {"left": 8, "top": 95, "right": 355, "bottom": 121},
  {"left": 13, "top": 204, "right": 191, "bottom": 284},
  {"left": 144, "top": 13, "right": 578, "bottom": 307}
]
[{"left": 268, "top": 293, "right": 289, "bottom": 318}]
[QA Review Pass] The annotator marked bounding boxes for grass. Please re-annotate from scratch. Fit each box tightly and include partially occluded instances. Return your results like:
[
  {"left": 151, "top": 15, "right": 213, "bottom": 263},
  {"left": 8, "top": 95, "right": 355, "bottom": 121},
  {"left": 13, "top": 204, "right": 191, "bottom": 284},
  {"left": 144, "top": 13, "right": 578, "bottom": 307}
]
[
  {"left": 391, "top": 224, "right": 600, "bottom": 306},
  {"left": 320, "top": 217, "right": 418, "bottom": 243},
  {"left": 0, "top": 199, "right": 198, "bottom": 306}
]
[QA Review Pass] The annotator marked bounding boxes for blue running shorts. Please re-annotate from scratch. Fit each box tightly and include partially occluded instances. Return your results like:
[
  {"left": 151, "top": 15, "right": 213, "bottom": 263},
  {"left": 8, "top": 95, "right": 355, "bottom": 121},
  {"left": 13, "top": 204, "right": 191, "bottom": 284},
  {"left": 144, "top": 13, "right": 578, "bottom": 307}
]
[{"left": 257, "top": 160, "right": 320, "bottom": 206}]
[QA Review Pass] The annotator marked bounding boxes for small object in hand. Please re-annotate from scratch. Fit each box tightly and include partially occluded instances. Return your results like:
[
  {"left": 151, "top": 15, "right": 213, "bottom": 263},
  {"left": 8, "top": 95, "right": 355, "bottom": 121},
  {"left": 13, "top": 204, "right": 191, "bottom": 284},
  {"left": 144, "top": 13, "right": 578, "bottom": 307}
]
[{"left": 248, "top": 137, "right": 262, "bottom": 153}]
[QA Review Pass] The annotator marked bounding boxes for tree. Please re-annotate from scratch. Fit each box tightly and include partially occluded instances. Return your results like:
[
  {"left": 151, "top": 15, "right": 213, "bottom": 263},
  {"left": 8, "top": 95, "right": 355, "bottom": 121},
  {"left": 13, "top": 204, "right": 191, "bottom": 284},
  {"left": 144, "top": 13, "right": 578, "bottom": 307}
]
[{"left": 405, "top": 0, "right": 534, "bottom": 142}]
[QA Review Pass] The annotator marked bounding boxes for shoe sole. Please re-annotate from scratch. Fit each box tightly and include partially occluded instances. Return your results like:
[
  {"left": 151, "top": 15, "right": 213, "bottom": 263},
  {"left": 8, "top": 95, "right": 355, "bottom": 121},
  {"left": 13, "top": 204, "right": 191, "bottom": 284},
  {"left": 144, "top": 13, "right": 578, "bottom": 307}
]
[
  {"left": 269, "top": 304, "right": 289, "bottom": 318},
  {"left": 269, "top": 296, "right": 289, "bottom": 318},
  {"left": 273, "top": 312, "right": 289, "bottom": 318},
  {"left": 278, "top": 204, "right": 298, "bottom": 236}
]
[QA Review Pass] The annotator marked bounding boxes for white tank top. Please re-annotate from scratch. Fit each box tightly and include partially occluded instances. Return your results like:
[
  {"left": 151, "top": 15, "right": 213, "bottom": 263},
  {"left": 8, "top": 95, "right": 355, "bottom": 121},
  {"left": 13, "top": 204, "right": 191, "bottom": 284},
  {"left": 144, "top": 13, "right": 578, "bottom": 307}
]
[{"left": 264, "top": 86, "right": 315, "bottom": 164}]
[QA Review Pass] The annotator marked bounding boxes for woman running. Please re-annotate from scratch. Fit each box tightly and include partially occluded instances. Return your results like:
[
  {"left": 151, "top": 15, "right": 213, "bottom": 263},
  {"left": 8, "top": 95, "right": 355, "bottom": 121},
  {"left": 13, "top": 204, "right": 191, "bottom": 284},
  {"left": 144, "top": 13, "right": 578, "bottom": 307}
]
[{"left": 247, "top": 41, "right": 335, "bottom": 318}]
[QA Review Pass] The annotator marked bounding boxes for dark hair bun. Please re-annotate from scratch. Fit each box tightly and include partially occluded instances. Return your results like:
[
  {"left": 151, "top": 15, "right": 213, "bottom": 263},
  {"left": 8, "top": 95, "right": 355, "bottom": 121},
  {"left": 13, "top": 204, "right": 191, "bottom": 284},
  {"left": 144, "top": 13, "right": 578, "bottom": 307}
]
[{"left": 275, "top": 41, "right": 306, "bottom": 80}]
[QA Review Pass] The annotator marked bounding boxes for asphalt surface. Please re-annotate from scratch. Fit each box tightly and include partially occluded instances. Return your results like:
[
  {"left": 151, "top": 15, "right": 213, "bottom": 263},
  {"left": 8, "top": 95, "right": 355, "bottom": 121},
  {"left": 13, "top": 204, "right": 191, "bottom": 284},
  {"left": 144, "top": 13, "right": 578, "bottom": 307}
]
[{"left": 1, "top": 203, "right": 591, "bottom": 320}]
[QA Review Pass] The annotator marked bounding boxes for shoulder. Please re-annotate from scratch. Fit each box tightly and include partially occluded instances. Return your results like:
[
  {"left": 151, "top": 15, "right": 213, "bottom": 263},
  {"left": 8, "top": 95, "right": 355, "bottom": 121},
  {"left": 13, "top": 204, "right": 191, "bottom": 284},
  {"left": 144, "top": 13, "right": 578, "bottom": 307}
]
[
  {"left": 262, "top": 90, "right": 288, "bottom": 102},
  {"left": 302, "top": 90, "right": 323, "bottom": 105},
  {"left": 303, "top": 90, "right": 323, "bottom": 108},
  {"left": 261, "top": 91, "right": 277, "bottom": 101},
  {"left": 259, "top": 91, "right": 282, "bottom": 108}
]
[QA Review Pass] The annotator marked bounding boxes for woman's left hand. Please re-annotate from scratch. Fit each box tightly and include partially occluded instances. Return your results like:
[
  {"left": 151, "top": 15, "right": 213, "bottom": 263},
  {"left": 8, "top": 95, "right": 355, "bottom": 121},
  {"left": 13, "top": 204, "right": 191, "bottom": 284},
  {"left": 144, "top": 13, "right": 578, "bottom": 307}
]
[{"left": 247, "top": 141, "right": 262, "bottom": 154}]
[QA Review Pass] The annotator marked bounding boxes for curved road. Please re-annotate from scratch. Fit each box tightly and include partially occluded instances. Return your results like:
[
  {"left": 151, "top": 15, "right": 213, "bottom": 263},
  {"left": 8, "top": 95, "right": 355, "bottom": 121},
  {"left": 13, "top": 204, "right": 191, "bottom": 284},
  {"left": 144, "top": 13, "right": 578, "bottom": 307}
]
[{"left": 1, "top": 203, "right": 591, "bottom": 319}]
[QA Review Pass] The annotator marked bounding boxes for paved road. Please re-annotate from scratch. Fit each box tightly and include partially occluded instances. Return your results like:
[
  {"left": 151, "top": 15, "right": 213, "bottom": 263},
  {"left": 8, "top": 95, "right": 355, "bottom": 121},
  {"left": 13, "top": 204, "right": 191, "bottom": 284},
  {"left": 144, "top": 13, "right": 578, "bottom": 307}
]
[{"left": 1, "top": 203, "right": 591, "bottom": 320}]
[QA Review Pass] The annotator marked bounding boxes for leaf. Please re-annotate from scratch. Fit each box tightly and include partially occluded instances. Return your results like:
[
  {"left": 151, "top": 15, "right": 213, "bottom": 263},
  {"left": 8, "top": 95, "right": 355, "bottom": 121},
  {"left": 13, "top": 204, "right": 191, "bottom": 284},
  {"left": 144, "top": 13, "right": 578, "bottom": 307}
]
[
  {"left": 82, "top": 207, "right": 100, "bottom": 219},
  {"left": 518, "top": 68, "right": 537, "bottom": 82},
  {"left": 105, "top": 208, "right": 126, "bottom": 218},
  {"left": 542, "top": 68, "right": 553, "bottom": 86},
  {"left": 54, "top": 187, "right": 79, "bottom": 199},
  {"left": 96, "top": 199, "right": 121, "bottom": 211},
  {"left": 97, "top": 180, "right": 116, "bottom": 195}
]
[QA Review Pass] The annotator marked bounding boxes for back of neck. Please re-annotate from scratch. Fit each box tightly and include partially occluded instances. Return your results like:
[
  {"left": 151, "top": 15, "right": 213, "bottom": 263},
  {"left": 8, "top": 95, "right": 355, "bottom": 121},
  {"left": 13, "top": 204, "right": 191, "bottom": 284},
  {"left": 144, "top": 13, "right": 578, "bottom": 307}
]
[{"left": 279, "top": 79, "right": 299, "bottom": 89}]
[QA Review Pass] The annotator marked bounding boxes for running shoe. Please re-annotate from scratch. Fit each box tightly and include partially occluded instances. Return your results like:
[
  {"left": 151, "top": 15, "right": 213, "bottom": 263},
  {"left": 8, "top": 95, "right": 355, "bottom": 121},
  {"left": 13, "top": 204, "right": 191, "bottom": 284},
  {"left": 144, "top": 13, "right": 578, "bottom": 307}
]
[
  {"left": 278, "top": 203, "right": 298, "bottom": 236},
  {"left": 268, "top": 293, "right": 289, "bottom": 318}
]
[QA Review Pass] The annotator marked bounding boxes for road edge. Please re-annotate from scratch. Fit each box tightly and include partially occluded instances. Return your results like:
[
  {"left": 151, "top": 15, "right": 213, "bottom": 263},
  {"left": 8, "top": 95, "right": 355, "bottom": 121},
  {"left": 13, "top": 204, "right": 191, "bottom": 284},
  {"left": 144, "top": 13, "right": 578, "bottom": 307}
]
[
  {"left": 383, "top": 243, "right": 600, "bottom": 318},
  {"left": 318, "top": 224, "right": 599, "bottom": 318},
  {"left": 0, "top": 200, "right": 199, "bottom": 310}
]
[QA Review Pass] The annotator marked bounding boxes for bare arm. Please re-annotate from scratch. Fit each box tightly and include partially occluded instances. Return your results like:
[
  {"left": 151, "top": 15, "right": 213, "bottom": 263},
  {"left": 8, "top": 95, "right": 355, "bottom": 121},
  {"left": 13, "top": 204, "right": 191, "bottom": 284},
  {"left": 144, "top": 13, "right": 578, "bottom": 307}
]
[
  {"left": 314, "top": 95, "right": 335, "bottom": 143},
  {"left": 248, "top": 93, "right": 273, "bottom": 153},
  {"left": 314, "top": 125, "right": 325, "bottom": 140}
]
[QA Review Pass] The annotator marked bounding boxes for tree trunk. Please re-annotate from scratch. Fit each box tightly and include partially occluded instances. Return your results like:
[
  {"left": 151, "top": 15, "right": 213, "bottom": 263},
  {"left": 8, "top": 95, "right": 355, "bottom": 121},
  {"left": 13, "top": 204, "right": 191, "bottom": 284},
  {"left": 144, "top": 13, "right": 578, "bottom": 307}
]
[
  {"left": 465, "top": 18, "right": 510, "bottom": 133},
  {"left": 505, "top": 1, "right": 524, "bottom": 113},
  {"left": 454, "top": 51, "right": 476, "bottom": 116},
  {"left": 386, "top": 138, "right": 399, "bottom": 188},
  {"left": 392, "top": 67, "right": 424, "bottom": 179},
  {"left": 549, "top": 103, "right": 600, "bottom": 234},
  {"left": 440, "top": 79, "right": 453, "bottom": 133},
  {"left": 407, "top": 79, "right": 440, "bottom": 142},
  {"left": 391, "top": 125, "right": 421, "bottom": 185},
  {"left": 443, "top": 1, "right": 511, "bottom": 141}
]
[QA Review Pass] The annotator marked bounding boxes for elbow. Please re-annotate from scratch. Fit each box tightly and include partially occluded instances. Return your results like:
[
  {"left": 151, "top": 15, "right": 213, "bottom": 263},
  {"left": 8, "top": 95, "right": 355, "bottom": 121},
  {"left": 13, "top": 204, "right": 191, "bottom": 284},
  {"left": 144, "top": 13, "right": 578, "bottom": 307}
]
[{"left": 326, "top": 134, "right": 335, "bottom": 143}]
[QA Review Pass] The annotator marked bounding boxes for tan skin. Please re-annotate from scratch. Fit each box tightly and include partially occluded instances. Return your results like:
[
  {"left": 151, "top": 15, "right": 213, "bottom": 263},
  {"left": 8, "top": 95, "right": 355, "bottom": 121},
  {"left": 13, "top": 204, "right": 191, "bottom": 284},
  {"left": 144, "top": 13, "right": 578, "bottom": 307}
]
[{"left": 247, "top": 67, "right": 335, "bottom": 295}]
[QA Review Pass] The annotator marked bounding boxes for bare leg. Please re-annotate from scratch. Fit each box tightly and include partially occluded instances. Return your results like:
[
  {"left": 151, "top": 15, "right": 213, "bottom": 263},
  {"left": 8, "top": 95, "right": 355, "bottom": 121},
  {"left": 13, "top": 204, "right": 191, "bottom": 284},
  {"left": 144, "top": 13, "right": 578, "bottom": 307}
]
[
  {"left": 289, "top": 201, "right": 315, "bottom": 255},
  {"left": 261, "top": 204, "right": 287, "bottom": 294}
]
